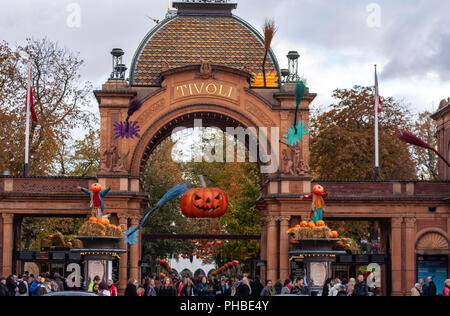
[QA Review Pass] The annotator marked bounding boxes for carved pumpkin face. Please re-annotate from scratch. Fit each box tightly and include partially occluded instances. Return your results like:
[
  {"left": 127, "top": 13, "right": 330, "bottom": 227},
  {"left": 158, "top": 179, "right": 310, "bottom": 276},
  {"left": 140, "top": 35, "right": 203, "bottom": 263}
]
[
  {"left": 313, "top": 185, "right": 324, "bottom": 195},
  {"left": 90, "top": 183, "right": 102, "bottom": 193},
  {"left": 181, "top": 188, "right": 228, "bottom": 218}
]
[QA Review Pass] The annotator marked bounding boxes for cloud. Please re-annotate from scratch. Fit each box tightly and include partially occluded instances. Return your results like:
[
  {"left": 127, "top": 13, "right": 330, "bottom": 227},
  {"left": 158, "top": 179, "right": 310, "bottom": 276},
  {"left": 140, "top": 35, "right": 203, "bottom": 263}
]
[{"left": 1, "top": 0, "right": 448, "bottom": 115}]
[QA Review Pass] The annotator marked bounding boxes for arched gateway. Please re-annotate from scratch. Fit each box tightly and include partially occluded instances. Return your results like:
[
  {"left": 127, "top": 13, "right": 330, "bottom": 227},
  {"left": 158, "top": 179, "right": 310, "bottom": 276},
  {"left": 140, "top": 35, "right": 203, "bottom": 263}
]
[{"left": 0, "top": 0, "right": 449, "bottom": 296}]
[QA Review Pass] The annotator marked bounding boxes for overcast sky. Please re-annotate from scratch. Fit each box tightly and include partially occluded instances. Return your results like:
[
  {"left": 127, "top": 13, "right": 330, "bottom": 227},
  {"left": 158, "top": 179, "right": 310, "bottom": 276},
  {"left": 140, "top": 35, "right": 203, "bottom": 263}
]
[{"left": 1, "top": 0, "right": 449, "bottom": 125}]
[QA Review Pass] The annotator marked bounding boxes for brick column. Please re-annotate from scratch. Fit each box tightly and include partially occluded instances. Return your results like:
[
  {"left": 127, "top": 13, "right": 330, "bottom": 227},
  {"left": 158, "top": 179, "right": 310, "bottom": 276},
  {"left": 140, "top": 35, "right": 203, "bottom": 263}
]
[
  {"left": 2, "top": 214, "right": 14, "bottom": 276},
  {"left": 266, "top": 216, "right": 278, "bottom": 283},
  {"left": 279, "top": 216, "right": 291, "bottom": 281},
  {"left": 117, "top": 214, "right": 129, "bottom": 295},
  {"left": 129, "top": 215, "right": 141, "bottom": 283},
  {"left": 259, "top": 216, "right": 268, "bottom": 283},
  {"left": 391, "top": 217, "right": 403, "bottom": 296},
  {"left": 405, "top": 217, "right": 417, "bottom": 296}
]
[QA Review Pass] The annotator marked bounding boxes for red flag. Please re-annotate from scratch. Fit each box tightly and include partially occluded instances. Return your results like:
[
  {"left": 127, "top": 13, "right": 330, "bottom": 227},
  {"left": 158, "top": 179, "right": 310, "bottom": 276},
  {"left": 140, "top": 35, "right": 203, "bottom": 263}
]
[
  {"left": 374, "top": 68, "right": 382, "bottom": 115},
  {"left": 26, "top": 68, "right": 38, "bottom": 123}
]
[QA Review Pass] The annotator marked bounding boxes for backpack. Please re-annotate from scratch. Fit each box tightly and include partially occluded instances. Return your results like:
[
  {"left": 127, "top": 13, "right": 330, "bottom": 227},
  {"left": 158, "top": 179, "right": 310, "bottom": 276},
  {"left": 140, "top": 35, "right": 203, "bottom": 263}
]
[{"left": 18, "top": 280, "right": 27, "bottom": 294}]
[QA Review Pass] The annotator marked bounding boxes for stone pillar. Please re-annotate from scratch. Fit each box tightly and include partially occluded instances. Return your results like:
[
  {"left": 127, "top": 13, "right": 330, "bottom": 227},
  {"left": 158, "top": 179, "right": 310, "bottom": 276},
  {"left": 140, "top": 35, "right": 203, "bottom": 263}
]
[
  {"left": 391, "top": 217, "right": 403, "bottom": 296},
  {"left": 129, "top": 215, "right": 141, "bottom": 283},
  {"left": 405, "top": 217, "right": 417, "bottom": 296},
  {"left": 279, "top": 216, "right": 291, "bottom": 281},
  {"left": 2, "top": 214, "right": 14, "bottom": 276},
  {"left": 117, "top": 214, "right": 129, "bottom": 294},
  {"left": 266, "top": 216, "right": 278, "bottom": 283},
  {"left": 259, "top": 217, "right": 268, "bottom": 283}
]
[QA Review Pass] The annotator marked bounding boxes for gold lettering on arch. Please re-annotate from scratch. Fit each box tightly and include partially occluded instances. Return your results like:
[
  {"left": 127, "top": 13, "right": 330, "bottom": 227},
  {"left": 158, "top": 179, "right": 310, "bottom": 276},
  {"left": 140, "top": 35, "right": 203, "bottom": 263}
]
[{"left": 173, "top": 80, "right": 237, "bottom": 102}]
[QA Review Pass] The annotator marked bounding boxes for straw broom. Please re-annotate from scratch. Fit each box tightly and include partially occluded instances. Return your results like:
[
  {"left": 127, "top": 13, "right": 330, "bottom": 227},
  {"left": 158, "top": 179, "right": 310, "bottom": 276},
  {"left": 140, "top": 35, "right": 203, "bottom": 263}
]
[{"left": 262, "top": 19, "right": 276, "bottom": 87}]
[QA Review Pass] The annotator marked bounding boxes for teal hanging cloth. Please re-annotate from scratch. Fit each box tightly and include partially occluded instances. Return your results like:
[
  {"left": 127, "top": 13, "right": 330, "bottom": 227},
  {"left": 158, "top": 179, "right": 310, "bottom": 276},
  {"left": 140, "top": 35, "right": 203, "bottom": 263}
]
[{"left": 283, "top": 81, "right": 309, "bottom": 146}]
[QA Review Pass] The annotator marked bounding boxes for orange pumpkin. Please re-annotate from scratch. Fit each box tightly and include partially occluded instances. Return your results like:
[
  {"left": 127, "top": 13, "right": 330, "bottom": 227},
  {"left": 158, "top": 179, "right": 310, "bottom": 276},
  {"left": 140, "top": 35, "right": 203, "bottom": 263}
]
[
  {"left": 101, "top": 232, "right": 106, "bottom": 237},
  {"left": 66, "top": 242, "right": 72, "bottom": 247},
  {"left": 103, "top": 218, "right": 110, "bottom": 226},
  {"left": 313, "top": 185, "right": 324, "bottom": 195},
  {"left": 300, "top": 221, "right": 308, "bottom": 228},
  {"left": 89, "top": 217, "right": 97, "bottom": 222},
  {"left": 330, "top": 231, "right": 339, "bottom": 238},
  {"left": 308, "top": 221, "right": 316, "bottom": 229},
  {"left": 316, "top": 220, "right": 325, "bottom": 227},
  {"left": 90, "top": 183, "right": 102, "bottom": 193},
  {"left": 215, "top": 241, "right": 223, "bottom": 246},
  {"left": 97, "top": 218, "right": 108, "bottom": 226},
  {"left": 344, "top": 244, "right": 352, "bottom": 249},
  {"left": 340, "top": 238, "right": 348, "bottom": 242},
  {"left": 180, "top": 188, "right": 228, "bottom": 218}
]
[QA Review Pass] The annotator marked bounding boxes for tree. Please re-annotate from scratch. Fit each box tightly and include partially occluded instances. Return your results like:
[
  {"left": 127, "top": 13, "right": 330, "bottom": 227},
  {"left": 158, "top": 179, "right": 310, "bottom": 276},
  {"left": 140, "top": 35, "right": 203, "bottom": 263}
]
[
  {"left": 67, "top": 129, "right": 100, "bottom": 177},
  {"left": 412, "top": 111, "right": 438, "bottom": 180},
  {"left": 310, "top": 86, "right": 417, "bottom": 180},
  {"left": 0, "top": 38, "right": 94, "bottom": 176}
]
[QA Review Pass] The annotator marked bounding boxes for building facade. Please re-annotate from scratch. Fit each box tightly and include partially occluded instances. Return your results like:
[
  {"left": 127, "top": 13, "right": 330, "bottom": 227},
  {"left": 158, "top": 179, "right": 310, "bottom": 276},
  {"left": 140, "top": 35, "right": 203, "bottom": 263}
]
[{"left": 0, "top": 1, "right": 449, "bottom": 296}]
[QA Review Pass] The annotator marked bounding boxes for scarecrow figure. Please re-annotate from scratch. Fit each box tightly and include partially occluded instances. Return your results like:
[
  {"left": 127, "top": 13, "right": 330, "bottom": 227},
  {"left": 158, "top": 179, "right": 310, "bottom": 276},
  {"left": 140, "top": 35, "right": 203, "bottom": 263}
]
[
  {"left": 78, "top": 183, "right": 111, "bottom": 218},
  {"left": 303, "top": 185, "right": 328, "bottom": 224}
]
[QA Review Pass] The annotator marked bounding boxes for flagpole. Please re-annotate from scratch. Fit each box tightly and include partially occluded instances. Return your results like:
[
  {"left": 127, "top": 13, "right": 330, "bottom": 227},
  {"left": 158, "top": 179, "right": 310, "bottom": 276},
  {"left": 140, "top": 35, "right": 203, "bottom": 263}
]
[
  {"left": 24, "top": 61, "right": 31, "bottom": 177},
  {"left": 374, "top": 64, "right": 380, "bottom": 180}
]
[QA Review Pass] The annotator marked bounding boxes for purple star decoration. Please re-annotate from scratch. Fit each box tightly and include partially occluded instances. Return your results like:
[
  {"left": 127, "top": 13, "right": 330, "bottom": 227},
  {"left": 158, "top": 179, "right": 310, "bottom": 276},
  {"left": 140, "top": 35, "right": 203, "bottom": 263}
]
[{"left": 113, "top": 121, "right": 141, "bottom": 140}]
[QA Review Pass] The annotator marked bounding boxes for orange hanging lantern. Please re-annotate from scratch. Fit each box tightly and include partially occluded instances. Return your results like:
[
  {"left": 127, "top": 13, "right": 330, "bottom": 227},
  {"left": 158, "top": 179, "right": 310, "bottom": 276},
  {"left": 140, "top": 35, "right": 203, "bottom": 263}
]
[{"left": 180, "top": 188, "right": 228, "bottom": 218}]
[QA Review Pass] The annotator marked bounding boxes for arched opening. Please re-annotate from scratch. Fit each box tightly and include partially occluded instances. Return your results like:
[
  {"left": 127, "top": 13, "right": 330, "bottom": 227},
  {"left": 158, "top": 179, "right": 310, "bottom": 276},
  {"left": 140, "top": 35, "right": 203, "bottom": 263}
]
[{"left": 137, "top": 109, "right": 267, "bottom": 280}]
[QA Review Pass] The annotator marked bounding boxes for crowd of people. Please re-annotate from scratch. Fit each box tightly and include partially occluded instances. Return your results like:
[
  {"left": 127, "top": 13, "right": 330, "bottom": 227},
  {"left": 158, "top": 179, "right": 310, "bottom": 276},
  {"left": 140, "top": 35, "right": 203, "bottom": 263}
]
[
  {"left": 411, "top": 277, "right": 448, "bottom": 296},
  {"left": 1, "top": 271, "right": 449, "bottom": 296}
]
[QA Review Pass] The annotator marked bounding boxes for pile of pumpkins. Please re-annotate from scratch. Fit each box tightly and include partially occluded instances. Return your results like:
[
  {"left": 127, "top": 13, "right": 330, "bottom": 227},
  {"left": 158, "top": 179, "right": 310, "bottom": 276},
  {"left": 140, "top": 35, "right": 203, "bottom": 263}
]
[
  {"left": 288, "top": 220, "right": 339, "bottom": 239},
  {"left": 77, "top": 216, "right": 123, "bottom": 238},
  {"left": 41, "top": 232, "right": 82, "bottom": 249},
  {"left": 211, "top": 260, "right": 240, "bottom": 276}
]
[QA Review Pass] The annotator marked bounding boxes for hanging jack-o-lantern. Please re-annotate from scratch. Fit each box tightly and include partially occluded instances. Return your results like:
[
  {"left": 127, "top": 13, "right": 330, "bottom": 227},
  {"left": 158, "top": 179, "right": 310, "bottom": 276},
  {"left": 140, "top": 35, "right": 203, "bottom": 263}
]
[{"left": 181, "top": 188, "right": 228, "bottom": 218}]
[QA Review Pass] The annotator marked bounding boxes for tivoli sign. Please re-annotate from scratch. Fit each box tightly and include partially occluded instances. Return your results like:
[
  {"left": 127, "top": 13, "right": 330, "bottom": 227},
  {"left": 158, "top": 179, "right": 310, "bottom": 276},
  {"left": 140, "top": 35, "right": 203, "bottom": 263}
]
[{"left": 173, "top": 81, "right": 238, "bottom": 102}]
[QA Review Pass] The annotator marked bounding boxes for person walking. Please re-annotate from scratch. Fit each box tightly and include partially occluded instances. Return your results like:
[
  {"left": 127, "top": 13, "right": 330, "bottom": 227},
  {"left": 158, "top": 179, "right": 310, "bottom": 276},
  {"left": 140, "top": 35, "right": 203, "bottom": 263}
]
[
  {"left": 125, "top": 278, "right": 138, "bottom": 296},
  {"left": 29, "top": 275, "right": 44, "bottom": 296},
  {"left": 346, "top": 278, "right": 356, "bottom": 296},
  {"left": 97, "top": 281, "right": 111, "bottom": 296},
  {"left": 419, "top": 278, "right": 426, "bottom": 296},
  {"left": 197, "top": 276, "right": 212, "bottom": 297},
  {"left": 37, "top": 278, "right": 53, "bottom": 296},
  {"left": 158, "top": 277, "right": 177, "bottom": 296},
  {"left": 88, "top": 275, "right": 101, "bottom": 293},
  {"left": 443, "top": 279, "right": 450, "bottom": 297},
  {"left": 251, "top": 277, "right": 263, "bottom": 298},
  {"left": 6, "top": 275, "right": 18, "bottom": 296},
  {"left": 53, "top": 273, "right": 64, "bottom": 292},
  {"left": 329, "top": 279, "right": 342, "bottom": 297},
  {"left": 0, "top": 277, "right": 11, "bottom": 297},
  {"left": 180, "top": 278, "right": 196, "bottom": 296},
  {"left": 16, "top": 275, "right": 29, "bottom": 296},
  {"left": 146, "top": 278, "right": 157, "bottom": 297},
  {"left": 274, "top": 280, "right": 283, "bottom": 295},
  {"left": 425, "top": 277, "right": 437, "bottom": 296},
  {"left": 411, "top": 283, "right": 421, "bottom": 296},
  {"left": 215, "top": 277, "right": 231, "bottom": 296},
  {"left": 108, "top": 279, "right": 118, "bottom": 297},
  {"left": 322, "top": 278, "right": 332, "bottom": 296},
  {"left": 260, "top": 280, "right": 276, "bottom": 296},
  {"left": 236, "top": 277, "right": 252, "bottom": 296},
  {"left": 353, "top": 275, "right": 368, "bottom": 296},
  {"left": 292, "top": 278, "right": 308, "bottom": 295},
  {"left": 280, "top": 279, "right": 292, "bottom": 295}
]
